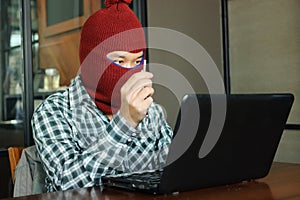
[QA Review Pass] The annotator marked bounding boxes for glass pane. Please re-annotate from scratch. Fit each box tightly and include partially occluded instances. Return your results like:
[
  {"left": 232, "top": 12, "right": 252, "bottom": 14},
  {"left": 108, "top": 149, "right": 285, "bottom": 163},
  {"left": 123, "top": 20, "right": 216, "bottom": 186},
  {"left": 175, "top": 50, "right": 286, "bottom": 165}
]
[
  {"left": 0, "top": 0, "right": 24, "bottom": 147},
  {"left": 46, "top": 0, "right": 84, "bottom": 26}
]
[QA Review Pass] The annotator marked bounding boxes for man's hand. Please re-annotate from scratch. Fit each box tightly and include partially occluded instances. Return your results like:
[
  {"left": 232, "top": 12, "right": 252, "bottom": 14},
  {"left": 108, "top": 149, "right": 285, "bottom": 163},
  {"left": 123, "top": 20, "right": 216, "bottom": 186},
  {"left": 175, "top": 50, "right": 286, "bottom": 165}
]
[{"left": 120, "top": 71, "right": 154, "bottom": 127}]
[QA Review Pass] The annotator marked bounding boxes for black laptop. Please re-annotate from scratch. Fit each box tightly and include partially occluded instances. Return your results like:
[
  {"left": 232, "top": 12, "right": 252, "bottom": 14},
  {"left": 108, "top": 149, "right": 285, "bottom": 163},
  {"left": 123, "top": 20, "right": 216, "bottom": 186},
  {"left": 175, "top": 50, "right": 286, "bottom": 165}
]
[{"left": 102, "top": 93, "right": 294, "bottom": 194}]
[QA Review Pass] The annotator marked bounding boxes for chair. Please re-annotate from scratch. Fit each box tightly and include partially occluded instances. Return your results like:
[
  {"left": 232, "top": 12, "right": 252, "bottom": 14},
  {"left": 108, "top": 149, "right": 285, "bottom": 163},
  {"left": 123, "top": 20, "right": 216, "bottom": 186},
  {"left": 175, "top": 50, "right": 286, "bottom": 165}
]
[
  {"left": 8, "top": 145, "right": 47, "bottom": 197},
  {"left": 8, "top": 147, "right": 25, "bottom": 184}
]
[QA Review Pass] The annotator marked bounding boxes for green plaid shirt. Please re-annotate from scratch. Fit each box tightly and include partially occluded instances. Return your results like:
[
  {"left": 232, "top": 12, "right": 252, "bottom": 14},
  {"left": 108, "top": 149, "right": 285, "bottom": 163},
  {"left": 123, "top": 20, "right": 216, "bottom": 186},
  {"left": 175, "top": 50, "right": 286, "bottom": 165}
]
[{"left": 32, "top": 75, "right": 173, "bottom": 192}]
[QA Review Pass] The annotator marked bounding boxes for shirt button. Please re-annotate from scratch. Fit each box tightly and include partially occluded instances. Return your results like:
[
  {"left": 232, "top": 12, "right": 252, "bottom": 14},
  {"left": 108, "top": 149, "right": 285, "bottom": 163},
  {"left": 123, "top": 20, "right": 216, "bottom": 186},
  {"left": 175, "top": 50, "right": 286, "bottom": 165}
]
[
  {"left": 127, "top": 138, "right": 132, "bottom": 142},
  {"left": 131, "top": 132, "right": 137, "bottom": 137}
]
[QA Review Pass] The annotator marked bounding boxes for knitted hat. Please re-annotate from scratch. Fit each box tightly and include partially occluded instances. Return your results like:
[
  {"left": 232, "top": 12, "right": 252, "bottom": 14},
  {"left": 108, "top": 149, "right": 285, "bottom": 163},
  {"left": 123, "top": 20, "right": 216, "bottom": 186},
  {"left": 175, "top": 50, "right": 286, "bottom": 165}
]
[{"left": 79, "top": 0, "right": 146, "bottom": 114}]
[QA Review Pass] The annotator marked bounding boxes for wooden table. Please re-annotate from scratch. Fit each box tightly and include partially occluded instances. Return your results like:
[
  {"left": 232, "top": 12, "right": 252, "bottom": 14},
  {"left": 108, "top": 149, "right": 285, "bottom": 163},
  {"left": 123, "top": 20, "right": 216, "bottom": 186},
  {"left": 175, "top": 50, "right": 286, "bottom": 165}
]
[{"left": 4, "top": 162, "right": 300, "bottom": 200}]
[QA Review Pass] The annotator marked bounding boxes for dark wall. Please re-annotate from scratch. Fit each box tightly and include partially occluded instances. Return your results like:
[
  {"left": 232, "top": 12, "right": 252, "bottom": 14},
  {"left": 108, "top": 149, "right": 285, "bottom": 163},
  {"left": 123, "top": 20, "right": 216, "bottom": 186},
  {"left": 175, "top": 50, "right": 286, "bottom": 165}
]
[
  {"left": 0, "top": 123, "right": 24, "bottom": 198},
  {"left": 0, "top": 149, "right": 13, "bottom": 198},
  {"left": 0, "top": 123, "right": 24, "bottom": 148}
]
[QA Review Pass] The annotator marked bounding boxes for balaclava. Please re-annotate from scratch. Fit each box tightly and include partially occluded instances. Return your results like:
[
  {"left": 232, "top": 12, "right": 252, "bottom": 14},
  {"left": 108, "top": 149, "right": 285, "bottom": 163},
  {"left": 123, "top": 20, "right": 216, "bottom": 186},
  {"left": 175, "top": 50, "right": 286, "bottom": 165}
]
[{"left": 79, "top": 0, "right": 146, "bottom": 114}]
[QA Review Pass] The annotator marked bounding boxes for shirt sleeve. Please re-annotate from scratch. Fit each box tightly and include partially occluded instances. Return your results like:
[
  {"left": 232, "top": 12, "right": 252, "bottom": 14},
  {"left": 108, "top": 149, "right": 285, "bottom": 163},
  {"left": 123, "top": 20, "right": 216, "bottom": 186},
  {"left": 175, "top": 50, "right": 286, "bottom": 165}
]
[{"left": 32, "top": 99, "right": 173, "bottom": 192}]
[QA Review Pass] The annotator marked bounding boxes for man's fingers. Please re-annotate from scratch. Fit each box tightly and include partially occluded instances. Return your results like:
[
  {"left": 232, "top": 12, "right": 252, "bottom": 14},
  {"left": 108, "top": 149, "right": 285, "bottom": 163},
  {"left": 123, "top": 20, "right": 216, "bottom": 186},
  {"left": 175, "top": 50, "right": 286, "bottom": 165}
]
[
  {"left": 129, "top": 86, "right": 154, "bottom": 111},
  {"left": 122, "top": 76, "right": 153, "bottom": 100},
  {"left": 122, "top": 71, "right": 153, "bottom": 92},
  {"left": 129, "top": 79, "right": 152, "bottom": 97},
  {"left": 138, "top": 86, "right": 154, "bottom": 101},
  {"left": 119, "top": 71, "right": 154, "bottom": 127}
]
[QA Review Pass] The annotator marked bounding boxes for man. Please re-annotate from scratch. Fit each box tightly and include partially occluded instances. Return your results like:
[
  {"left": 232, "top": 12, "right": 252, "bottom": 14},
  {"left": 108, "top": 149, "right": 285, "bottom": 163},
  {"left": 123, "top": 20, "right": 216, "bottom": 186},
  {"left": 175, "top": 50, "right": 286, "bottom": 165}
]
[{"left": 32, "top": 0, "right": 173, "bottom": 192}]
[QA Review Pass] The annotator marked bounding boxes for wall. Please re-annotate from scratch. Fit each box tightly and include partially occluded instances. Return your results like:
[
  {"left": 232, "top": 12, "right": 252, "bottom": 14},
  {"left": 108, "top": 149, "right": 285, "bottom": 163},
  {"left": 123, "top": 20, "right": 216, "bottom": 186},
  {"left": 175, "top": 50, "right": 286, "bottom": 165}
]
[
  {"left": 228, "top": 0, "right": 300, "bottom": 163},
  {"left": 147, "top": 0, "right": 224, "bottom": 128}
]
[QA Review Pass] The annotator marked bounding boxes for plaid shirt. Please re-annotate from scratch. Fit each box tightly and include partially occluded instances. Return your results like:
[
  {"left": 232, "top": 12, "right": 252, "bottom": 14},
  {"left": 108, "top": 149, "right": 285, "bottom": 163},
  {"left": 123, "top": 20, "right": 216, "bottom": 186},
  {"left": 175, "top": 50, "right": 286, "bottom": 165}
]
[{"left": 32, "top": 75, "right": 173, "bottom": 192}]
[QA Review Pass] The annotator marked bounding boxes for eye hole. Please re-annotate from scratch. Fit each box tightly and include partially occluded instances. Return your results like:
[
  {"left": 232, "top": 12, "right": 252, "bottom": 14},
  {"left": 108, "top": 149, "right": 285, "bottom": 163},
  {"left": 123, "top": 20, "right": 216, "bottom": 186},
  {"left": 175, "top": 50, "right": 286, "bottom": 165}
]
[{"left": 107, "top": 51, "right": 144, "bottom": 68}]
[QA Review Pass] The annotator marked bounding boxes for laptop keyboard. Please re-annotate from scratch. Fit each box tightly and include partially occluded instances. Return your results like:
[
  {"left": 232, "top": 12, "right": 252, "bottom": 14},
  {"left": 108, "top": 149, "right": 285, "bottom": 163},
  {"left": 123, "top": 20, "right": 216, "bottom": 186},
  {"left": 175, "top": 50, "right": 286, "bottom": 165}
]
[
  {"left": 103, "top": 169, "right": 164, "bottom": 191},
  {"left": 121, "top": 169, "right": 163, "bottom": 184}
]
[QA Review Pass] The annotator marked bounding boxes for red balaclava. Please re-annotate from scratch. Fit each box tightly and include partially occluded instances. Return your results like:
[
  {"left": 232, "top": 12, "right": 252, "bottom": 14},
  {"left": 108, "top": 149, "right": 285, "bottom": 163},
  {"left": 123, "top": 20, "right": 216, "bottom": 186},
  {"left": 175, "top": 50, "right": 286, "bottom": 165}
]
[{"left": 79, "top": 0, "right": 146, "bottom": 114}]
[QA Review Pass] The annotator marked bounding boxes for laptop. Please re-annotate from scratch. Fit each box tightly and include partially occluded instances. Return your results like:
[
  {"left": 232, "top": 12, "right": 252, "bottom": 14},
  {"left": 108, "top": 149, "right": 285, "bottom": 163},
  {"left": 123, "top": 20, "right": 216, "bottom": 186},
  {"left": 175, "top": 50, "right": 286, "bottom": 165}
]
[{"left": 102, "top": 93, "right": 294, "bottom": 194}]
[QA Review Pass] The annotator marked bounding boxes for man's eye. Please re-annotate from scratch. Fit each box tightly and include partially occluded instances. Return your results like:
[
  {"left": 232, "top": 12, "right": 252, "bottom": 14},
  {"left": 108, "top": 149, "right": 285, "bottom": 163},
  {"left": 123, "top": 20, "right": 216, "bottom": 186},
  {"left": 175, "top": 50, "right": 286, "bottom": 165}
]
[
  {"left": 135, "top": 60, "right": 142, "bottom": 65},
  {"left": 114, "top": 60, "right": 124, "bottom": 64}
]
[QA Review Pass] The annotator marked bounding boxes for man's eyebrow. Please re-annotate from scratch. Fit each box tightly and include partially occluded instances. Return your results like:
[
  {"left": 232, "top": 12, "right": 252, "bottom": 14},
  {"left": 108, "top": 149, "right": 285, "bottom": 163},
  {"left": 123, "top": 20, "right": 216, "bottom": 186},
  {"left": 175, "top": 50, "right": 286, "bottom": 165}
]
[
  {"left": 115, "top": 55, "right": 143, "bottom": 59},
  {"left": 111, "top": 54, "right": 144, "bottom": 59}
]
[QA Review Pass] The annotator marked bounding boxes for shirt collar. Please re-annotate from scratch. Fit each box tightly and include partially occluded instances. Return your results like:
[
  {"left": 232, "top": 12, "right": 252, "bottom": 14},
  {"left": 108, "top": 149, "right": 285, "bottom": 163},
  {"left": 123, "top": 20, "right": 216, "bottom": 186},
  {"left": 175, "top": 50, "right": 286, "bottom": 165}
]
[
  {"left": 69, "top": 75, "right": 110, "bottom": 122},
  {"left": 69, "top": 75, "right": 95, "bottom": 109}
]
